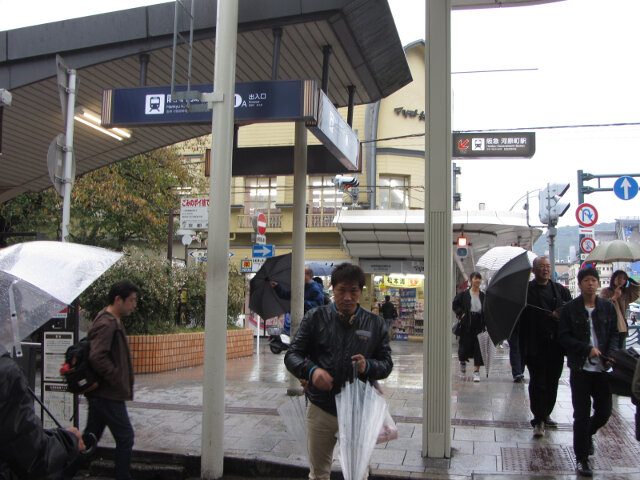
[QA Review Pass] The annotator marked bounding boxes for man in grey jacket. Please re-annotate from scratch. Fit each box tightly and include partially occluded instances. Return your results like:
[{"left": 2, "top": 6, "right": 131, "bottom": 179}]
[{"left": 285, "top": 263, "right": 392, "bottom": 480}]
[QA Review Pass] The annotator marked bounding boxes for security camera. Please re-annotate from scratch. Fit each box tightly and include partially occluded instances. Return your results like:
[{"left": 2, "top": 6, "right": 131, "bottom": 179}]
[{"left": 0, "top": 89, "right": 12, "bottom": 107}]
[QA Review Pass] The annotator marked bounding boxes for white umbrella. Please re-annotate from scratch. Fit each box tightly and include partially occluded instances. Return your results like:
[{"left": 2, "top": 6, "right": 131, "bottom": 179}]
[
  {"left": 477, "top": 330, "right": 497, "bottom": 377},
  {"left": 335, "top": 373, "right": 387, "bottom": 480},
  {"left": 0, "top": 241, "right": 123, "bottom": 356},
  {"left": 476, "top": 246, "right": 537, "bottom": 272},
  {"left": 277, "top": 395, "right": 308, "bottom": 461}
]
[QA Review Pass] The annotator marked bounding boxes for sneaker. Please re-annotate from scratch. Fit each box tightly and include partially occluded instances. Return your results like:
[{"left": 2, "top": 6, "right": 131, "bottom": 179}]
[
  {"left": 576, "top": 458, "right": 593, "bottom": 477},
  {"left": 473, "top": 371, "right": 480, "bottom": 382},
  {"left": 460, "top": 362, "right": 466, "bottom": 374},
  {"left": 544, "top": 416, "right": 557, "bottom": 426},
  {"left": 533, "top": 422, "right": 545, "bottom": 438}
]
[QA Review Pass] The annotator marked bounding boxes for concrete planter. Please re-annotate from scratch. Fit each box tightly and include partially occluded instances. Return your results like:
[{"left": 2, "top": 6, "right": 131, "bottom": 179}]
[{"left": 128, "top": 329, "right": 253, "bottom": 374}]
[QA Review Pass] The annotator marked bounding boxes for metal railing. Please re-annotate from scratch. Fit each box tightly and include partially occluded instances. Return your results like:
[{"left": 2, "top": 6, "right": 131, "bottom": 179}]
[
  {"left": 306, "top": 213, "right": 335, "bottom": 228},
  {"left": 236, "top": 214, "right": 282, "bottom": 229}
]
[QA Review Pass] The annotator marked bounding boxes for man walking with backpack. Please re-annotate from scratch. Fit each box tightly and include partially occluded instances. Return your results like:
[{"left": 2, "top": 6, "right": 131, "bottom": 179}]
[{"left": 61, "top": 280, "right": 139, "bottom": 480}]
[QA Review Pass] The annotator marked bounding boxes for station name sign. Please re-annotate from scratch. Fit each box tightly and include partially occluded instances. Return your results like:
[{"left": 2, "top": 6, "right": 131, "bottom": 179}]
[
  {"left": 102, "top": 80, "right": 317, "bottom": 127},
  {"left": 452, "top": 132, "right": 535, "bottom": 159}
]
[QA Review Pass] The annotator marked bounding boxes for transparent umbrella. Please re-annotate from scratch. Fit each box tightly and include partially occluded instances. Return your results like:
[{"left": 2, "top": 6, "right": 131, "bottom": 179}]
[
  {"left": 476, "top": 246, "right": 537, "bottom": 272},
  {"left": 476, "top": 330, "right": 496, "bottom": 377},
  {"left": 277, "top": 395, "right": 308, "bottom": 461},
  {"left": 0, "top": 241, "right": 123, "bottom": 356},
  {"left": 335, "top": 364, "right": 387, "bottom": 480}
]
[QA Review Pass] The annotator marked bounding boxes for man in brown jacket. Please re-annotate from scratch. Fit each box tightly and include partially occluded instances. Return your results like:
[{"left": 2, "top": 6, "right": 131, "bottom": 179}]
[{"left": 62, "top": 280, "right": 138, "bottom": 480}]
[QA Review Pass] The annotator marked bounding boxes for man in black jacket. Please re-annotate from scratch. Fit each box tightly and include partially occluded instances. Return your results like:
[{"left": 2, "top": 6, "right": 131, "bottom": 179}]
[
  {"left": 558, "top": 267, "right": 618, "bottom": 478},
  {"left": 380, "top": 295, "right": 397, "bottom": 331},
  {"left": 519, "top": 256, "right": 572, "bottom": 437},
  {"left": 284, "top": 263, "right": 392, "bottom": 480},
  {"left": 0, "top": 353, "right": 85, "bottom": 479}
]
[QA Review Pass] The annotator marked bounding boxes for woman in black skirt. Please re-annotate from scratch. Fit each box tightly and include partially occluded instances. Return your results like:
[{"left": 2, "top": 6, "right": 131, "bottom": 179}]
[{"left": 452, "top": 271, "right": 486, "bottom": 382}]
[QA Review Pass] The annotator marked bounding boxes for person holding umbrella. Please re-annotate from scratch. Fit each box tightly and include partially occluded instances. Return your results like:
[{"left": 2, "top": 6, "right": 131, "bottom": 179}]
[
  {"left": 518, "top": 256, "right": 571, "bottom": 438},
  {"left": 0, "top": 352, "right": 86, "bottom": 479},
  {"left": 284, "top": 263, "right": 392, "bottom": 480},
  {"left": 452, "top": 271, "right": 486, "bottom": 382},
  {"left": 557, "top": 267, "right": 618, "bottom": 478},
  {"left": 270, "top": 265, "right": 325, "bottom": 313},
  {"left": 599, "top": 270, "right": 640, "bottom": 349}
]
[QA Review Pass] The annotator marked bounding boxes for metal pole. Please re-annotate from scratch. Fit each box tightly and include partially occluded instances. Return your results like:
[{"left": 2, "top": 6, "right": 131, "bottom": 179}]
[
  {"left": 577, "top": 169, "right": 585, "bottom": 205},
  {"left": 168, "top": 209, "right": 174, "bottom": 262},
  {"left": 201, "top": 0, "right": 238, "bottom": 478},
  {"left": 61, "top": 70, "right": 76, "bottom": 243},
  {"left": 423, "top": 0, "right": 452, "bottom": 458},
  {"left": 548, "top": 226, "right": 557, "bottom": 279},
  {"left": 271, "top": 27, "right": 283, "bottom": 81},
  {"left": 287, "top": 120, "right": 307, "bottom": 395},
  {"left": 347, "top": 85, "right": 356, "bottom": 127},
  {"left": 321, "top": 45, "right": 332, "bottom": 94},
  {"left": 139, "top": 53, "right": 150, "bottom": 87}
]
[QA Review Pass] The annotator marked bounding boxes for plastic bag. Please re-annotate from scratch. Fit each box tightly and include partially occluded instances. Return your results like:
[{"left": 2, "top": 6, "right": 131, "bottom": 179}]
[{"left": 376, "top": 408, "right": 398, "bottom": 444}]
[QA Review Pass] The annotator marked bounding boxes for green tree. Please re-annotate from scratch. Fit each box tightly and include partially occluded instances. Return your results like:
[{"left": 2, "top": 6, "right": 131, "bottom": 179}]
[{"left": 0, "top": 146, "right": 205, "bottom": 248}]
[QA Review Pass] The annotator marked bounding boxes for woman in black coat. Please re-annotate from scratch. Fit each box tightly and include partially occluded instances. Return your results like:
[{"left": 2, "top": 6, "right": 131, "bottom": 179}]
[{"left": 452, "top": 271, "right": 486, "bottom": 382}]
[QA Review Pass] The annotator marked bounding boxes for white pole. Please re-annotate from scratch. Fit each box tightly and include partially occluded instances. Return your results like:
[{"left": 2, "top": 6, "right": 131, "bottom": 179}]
[
  {"left": 423, "top": 0, "right": 452, "bottom": 458},
  {"left": 287, "top": 120, "right": 308, "bottom": 394},
  {"left": 61, "top": 69, "right": 76, "bottom": 242},
  {"left": 201, "top": 0, "right": 238, "bottom": 478}
]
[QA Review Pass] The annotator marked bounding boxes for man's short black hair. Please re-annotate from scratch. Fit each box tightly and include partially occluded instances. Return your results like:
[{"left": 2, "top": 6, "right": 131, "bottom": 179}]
[
  {"left": 107, "top": 280, "right": 140, "bottom": 305},
  {"left": 385, "top": 295, "right": 390, "bottom": 301},
  {"left": 331, "top": 263, "right": 365, "bottom": 289},
  {"left": 578, "top": 267, "right": 599, "bottom": 284}
]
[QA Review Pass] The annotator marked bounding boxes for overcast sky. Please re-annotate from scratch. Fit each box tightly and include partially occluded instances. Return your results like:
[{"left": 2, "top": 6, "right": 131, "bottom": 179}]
[{"left": 1, "top": 0, "right": 639, "bottom": 225}]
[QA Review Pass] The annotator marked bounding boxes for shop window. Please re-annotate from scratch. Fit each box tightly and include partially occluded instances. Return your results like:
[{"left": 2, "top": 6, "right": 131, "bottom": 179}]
[
  {"left": 244, "top": 176, "right": 278, "bottom": 215},
  {"left": 309, "top": 175, "right": 342, "bottom": 215},
  {"left": 378, "top": 175, "right": 409, "bottom": 210}
]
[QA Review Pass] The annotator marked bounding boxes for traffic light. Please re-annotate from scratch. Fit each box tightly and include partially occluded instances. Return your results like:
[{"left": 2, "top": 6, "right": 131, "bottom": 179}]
[
  {"left": 538, "top": 183, "right": 570, "bottom": 225},
  {"left": 456, "top": 236, "right": 468, "bottom": 258},
  {"left": 333, "top": 174, "right": 359, "bottom": 191}
]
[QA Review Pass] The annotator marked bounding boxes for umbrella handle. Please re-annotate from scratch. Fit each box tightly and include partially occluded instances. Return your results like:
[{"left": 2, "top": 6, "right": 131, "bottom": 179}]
[{"left": 9, "top": 280, "right": 22, "bottom": 358}]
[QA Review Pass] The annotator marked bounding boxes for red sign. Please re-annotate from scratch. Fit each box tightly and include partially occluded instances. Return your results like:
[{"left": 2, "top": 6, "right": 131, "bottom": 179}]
[
  {"left": 580, "top": 237, "right": 596, "bottom": 254},
  {"left": 575, "top": 203, "right": 598, "bottom": 228},
  {"left": 255, "top": 213, "right": 267, "bottom": 235},
  {"left": 458, "top": 139, "right": 469, "bottom": 150},
  {"left": 581, "top": 261, "right": 596, "bottom": 270}
]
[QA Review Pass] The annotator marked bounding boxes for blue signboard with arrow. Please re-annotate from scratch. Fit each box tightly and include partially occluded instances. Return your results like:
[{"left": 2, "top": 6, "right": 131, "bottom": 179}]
[{"left": 613, "top": 176, "right": 639, "bottom": 200}]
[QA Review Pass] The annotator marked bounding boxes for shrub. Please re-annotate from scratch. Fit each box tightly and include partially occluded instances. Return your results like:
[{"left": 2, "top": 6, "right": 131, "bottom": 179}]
[{"left": 79, "top": 247, "right": 246, "bottom": 335}]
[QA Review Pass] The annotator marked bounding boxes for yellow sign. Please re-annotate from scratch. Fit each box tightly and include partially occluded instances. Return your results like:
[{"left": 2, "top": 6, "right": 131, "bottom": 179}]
[{"left": 383, "top": 276, "right": 423, "bottom": 288}]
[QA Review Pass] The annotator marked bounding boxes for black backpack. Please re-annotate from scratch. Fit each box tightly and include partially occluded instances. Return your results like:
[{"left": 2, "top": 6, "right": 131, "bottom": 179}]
[
  {"left": 60, "top": 337, "right": 99, "bottom": 394},
  {"left": 607, "top": 347, "right": 640, "bottom": 397}
]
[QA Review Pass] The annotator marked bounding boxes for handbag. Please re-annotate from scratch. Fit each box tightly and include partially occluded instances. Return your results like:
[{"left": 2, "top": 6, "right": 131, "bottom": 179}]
[{"left": 452, "top": 317, "right": 463, "bottom": 336}]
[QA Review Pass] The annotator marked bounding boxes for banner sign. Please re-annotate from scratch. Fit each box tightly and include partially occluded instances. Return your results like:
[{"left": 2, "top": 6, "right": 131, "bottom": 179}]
[
  {"left": 102, "top": 80, "right": 317, "bottom": 127},
  {"left": 452, "top": 132, "right": 535, "bottom": 158},
  {"left": 308, "top": 89, "right": 360, "bottom": 171},
  {"left": 180, "top": 197, "right": 209, "bottom": 230},
  {"left": 383, "top": 276, "right": 423, "bottom": 288}
]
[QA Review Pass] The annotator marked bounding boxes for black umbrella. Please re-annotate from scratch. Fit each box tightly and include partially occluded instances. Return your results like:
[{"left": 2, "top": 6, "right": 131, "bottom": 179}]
[
  {"left": 249, "top": 253, "right": 292, "bottom": 320},
  {"left": 483, "top": 251, "right": 532, "bottom": 345}
]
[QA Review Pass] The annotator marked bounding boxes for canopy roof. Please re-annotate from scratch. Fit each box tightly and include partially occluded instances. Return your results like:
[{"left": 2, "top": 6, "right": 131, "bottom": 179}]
[{"left": 0, "top": 0, "right": 412, "bottom": 202}]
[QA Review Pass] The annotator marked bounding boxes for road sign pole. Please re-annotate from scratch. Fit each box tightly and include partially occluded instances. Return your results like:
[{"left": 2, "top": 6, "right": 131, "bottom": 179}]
[{"left": 60, "top": 68, "right": 76, "bottom": 243}]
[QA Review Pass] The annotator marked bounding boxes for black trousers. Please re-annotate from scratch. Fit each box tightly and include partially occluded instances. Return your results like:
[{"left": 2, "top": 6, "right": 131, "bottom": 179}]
[
  {"left": 524, "top": 348, "right": 564, "bottom": 425},
  {"left": 569, "top": 369, "right": 612, "bottom": 461}
]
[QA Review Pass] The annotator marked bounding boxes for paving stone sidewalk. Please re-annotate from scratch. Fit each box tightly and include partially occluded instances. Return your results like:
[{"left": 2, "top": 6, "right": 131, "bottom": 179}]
[{"left": 85, "top": 341, "right": 640, "bottom": 479}]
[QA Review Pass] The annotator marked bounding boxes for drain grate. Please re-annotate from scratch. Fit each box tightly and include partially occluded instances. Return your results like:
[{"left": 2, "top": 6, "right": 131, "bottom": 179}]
[{"left": 502, "top": 446, "right": 574, "bottom": 472}]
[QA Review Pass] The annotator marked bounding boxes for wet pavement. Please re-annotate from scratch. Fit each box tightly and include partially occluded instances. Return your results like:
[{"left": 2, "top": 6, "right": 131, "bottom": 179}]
[{"left": 83, "top": 340, "right": 640, "bottom": 479}]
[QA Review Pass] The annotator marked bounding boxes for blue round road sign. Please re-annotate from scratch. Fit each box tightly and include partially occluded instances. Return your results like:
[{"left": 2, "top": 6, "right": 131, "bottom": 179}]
[{"left": 613, "top": 176, "right": 639, "bottom": 201}]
